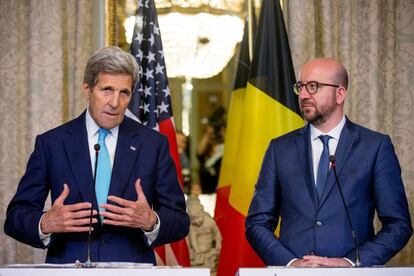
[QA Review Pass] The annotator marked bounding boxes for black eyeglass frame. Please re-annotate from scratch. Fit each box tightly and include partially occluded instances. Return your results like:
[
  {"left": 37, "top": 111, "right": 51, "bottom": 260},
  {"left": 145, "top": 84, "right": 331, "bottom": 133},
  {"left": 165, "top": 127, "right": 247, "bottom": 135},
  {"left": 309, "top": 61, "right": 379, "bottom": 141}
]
[{"left": 293, "top": 81, "right": 340, "bottom": 95}]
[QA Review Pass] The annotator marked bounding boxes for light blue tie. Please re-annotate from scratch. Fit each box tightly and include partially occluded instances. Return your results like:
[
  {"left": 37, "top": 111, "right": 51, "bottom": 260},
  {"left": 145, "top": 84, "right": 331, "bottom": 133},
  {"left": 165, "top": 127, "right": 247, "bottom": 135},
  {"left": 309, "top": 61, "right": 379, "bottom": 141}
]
[
  {"left": 316, "top": 135, "right": 331, "bottom": 200},
  {"left": 96, "top": 128, "right": 111, "bottom": 222}
]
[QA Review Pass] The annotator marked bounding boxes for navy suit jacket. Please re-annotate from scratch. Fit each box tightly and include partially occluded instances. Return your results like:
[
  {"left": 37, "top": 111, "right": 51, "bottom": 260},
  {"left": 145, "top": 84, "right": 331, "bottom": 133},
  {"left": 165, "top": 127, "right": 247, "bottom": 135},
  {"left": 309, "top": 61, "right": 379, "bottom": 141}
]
[
  {"left": 5, "top": 111, "right": 189, "bottom": 264},
  {"left": 246, "top": 118, "right": 412, "bottom": 266}
]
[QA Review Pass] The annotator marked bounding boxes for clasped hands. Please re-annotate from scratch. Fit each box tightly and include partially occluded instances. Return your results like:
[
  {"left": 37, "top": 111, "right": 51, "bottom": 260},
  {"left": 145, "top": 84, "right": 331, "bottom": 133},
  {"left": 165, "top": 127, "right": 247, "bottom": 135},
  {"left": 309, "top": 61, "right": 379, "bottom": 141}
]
[
  {"left": 40, "top": 179, "right": 157, "bottom": 234},
  {"left": 291, "top": 255, "right": 352, "bottom": 267}
]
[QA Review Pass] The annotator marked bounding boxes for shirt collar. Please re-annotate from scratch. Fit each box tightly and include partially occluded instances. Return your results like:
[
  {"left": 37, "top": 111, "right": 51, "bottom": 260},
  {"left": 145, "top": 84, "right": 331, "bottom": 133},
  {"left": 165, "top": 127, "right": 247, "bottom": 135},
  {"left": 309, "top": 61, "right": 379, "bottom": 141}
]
[
  {"left": 310, "top": 115, "right": 346, "bottom": 141},
  {"left": 85, "top": 108, "right": 119, "bottom": 138}
]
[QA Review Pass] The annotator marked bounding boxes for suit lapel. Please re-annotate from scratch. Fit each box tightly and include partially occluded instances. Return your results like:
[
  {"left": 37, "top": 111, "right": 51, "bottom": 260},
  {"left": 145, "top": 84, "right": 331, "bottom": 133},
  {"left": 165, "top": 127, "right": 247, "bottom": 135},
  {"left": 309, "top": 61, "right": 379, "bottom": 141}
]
[
  {"left": 296, "top": 124, "right": 319, "bottom": 209},
  {"left": 108, "top": 117, "right": 141, "bottom": 198},
  {"left": 318, "top": 118, "right": 358, "bottom": 206},
  {"left": 63, "top": 111, "right": 94, "bottom": 204}
]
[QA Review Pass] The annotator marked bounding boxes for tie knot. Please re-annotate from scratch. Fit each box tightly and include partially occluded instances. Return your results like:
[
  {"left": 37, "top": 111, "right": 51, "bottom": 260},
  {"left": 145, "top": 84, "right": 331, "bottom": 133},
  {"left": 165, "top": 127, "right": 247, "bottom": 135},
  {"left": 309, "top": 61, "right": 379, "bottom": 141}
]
[
  {"left": 318, "top": 135, "right": 331, "bottom": 146},
  {"left": 98, "top": 128, "right": 110, "bottom": 141}
]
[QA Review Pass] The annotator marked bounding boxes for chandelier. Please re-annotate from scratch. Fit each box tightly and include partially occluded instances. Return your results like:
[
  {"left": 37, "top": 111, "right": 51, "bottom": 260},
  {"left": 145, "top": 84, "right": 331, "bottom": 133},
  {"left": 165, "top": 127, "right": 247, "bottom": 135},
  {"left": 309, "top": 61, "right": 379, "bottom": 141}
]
[{"left": 124, "top": 0, "right": 245, "bottom": 79}]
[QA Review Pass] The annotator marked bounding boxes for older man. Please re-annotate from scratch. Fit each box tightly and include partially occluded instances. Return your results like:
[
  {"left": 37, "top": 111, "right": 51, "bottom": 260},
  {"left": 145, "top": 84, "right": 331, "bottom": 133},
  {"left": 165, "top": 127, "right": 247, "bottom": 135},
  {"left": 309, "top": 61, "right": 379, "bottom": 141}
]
[{"left": 5, "top": 47, "right": 189, "bottom": 264}]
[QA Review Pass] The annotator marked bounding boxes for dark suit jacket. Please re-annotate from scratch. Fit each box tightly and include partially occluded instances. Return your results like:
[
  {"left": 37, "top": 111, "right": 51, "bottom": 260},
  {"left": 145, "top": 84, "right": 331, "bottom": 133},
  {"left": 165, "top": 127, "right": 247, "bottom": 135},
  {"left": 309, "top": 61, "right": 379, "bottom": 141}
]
[
  {"left": 4, "top": 111, "right": 189, "bottom": 264},
  {"left": 246, "top": 118, "right": 412, "bottom": 266}
]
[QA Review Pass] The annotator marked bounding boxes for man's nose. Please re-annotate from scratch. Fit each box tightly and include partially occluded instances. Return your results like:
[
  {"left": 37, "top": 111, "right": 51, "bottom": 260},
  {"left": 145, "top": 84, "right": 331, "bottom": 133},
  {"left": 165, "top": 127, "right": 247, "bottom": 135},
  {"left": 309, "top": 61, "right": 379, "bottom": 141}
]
[{"left": 109, "top": 92, "right": 120, "bottom": 108}]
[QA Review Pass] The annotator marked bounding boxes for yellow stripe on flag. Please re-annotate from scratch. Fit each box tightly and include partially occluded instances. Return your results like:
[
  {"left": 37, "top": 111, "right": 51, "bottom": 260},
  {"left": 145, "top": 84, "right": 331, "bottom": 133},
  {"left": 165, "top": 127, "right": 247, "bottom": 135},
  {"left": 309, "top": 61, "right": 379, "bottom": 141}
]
[
  {"left": 229, "top": 82, "right": 304, "bottom": 215},
  {"left": 217, "top": 87, "right": 245, "bottom": 190}
]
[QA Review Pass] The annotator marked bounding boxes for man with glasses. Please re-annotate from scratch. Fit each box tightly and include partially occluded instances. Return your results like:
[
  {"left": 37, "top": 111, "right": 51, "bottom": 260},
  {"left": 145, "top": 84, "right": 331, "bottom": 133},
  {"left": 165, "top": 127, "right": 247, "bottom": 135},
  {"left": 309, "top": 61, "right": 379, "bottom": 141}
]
[{"left": 246, "top": 58, "right": 412, "bottom": 267}]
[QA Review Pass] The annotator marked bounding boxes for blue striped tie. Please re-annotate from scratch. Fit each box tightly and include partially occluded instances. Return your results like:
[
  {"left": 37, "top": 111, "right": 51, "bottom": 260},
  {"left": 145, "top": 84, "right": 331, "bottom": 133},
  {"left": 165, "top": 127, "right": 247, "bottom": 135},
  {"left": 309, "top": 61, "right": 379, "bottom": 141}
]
[
  {"left": 96, "top": 128, "right": 111, "bottom": 222},
  {"left": 316, "top": 135, "right": 331, "bottom": 200}
]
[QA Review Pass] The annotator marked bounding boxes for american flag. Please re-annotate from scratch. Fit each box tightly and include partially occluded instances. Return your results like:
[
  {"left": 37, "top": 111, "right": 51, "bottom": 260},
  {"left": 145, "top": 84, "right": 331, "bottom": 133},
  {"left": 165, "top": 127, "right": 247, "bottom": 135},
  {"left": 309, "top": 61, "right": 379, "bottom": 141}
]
[
  {"left": 128, "top": 0, "right": 190, "bottom": 267},
  {"left": 129, "top": 0, "right": 171, "bottom": 130}
]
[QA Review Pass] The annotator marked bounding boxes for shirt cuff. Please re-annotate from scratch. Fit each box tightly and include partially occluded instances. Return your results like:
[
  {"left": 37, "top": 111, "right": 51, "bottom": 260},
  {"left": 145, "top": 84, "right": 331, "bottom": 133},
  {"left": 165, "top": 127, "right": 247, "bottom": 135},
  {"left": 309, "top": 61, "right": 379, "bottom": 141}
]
[
  {"left": 142, "top": 211, "right": 160, "bottom": 245},
  {"left": 286, "top": 258, "right": 298, "bottom": 267},
  {"left": 343, "top": 257, "right": 355, "bottom": 267},
  {"left": 39, "top": 214, "right": 51, "bottom": 247}
]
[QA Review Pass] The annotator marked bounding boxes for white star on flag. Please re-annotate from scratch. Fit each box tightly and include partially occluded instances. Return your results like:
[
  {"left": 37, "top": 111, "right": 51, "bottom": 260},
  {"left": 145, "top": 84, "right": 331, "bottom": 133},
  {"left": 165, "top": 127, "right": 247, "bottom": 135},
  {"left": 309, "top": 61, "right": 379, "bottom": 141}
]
[
  {"left": 158, "top": 50, "right": 164, "bottom": 58},
  {"left": 144, "top": 68, "right": 154, "bottom": 80},
  {"left": 158, "top": 101, "right": 169, "bottom": 113},
  {"left": 153, "top": 24, "right": 160, "bottom": 35},
  {"left": 143, "top": 103, "right": 150, "bottom": 113},
  {"left": 135, "top": 49, "right": 144, "bottom": 61},
  {"left": 137, "top": 84, "right": 144, "bottom": 94},
  {"left": 162, "top": 87, "right": 170, "bottom": 97},
  {"left": 147, "top": 51, "right": 156, "bottom": 63},
  {"left": 155, "top": 63, "right": 164, "bottom": 74},
  {"left": 134, "top": 32, "right": 144, "bottom": 44},
  {"left": 148, "top": 33, "right": 155, "bottom": 46},
  {"left": 143, "top": 86, "right": 152, "bottom": 97},
  {"left": 138, "top": 65, "right": 144, "bottom": 78}
]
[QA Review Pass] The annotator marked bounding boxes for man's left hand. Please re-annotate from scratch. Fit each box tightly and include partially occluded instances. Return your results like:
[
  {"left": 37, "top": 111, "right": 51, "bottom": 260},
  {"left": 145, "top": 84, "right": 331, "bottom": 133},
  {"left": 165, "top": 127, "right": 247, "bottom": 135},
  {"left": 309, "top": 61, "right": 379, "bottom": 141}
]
[
  {"left": 100, "top": 178, "right": 157, "bottom": 231},
  {"left": 300, "top": 255, "right": 352, "bottom": 267}
]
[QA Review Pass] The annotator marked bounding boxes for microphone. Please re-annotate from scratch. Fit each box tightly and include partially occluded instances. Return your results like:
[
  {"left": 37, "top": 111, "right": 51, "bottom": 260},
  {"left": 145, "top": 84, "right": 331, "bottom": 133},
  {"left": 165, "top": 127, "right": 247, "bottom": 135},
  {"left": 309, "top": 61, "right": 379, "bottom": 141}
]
[
  {"left": 330, "top": 155, "right": 361, "bottom": 267},
  {"left": 84, "top": 143, "right": 100, "bottom": 268}
]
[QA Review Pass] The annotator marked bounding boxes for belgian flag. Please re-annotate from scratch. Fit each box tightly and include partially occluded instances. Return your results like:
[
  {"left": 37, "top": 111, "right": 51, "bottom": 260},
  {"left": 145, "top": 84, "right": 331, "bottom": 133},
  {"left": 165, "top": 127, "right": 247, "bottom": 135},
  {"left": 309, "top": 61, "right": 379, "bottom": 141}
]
[
  {"left": 214, "top": 13, "right": 255, "bottom": 275},
  {"left": 215, "top": 1, "right": 303, "bottom": 275},
  {"left": 214, "top": 13, "right": 255, "bottom": 234}
]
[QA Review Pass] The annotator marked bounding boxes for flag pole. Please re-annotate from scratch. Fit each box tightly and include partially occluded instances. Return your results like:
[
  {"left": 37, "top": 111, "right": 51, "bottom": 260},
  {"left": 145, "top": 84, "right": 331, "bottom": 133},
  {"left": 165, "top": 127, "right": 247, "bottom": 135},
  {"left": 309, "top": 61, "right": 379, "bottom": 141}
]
[{"left": 247, "top": 0, "right": 253, "bottom": 62}]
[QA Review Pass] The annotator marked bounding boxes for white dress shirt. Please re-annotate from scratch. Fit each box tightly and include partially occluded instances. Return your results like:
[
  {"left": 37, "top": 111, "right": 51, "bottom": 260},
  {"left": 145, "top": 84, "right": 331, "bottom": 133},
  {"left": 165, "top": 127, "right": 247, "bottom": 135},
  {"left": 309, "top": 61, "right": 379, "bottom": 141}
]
[
  {"left": 310, "top": 116, "right": 346, "bottom": 185},
  {"left": 85, "top": 109, "right": 118, "bottom": 173}
]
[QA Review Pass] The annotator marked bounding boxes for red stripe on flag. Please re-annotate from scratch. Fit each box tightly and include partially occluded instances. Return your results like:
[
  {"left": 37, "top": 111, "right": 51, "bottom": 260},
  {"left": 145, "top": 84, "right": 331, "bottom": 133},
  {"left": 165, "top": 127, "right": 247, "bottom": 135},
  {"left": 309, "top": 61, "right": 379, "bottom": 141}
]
[
  {"left": 216, "top": 202, "right": 264, "bottom": 276},
  {"left": 170, "top": 239, "right": 190, "bottom": 267},
  {"left": 155, "top": 246, "right": 166, "bottom": 264},
  {"left": 214, "top": 185, "right": 231, "bottom": 231},
  {"left": 157, "top": 117, "right": 190, "bottom": 266},
  {"left": 214, "top": 185, "right": 233, "bottom": 264},
  {"left": 159, "top": 118, "right": 183, "bottom": 186}
]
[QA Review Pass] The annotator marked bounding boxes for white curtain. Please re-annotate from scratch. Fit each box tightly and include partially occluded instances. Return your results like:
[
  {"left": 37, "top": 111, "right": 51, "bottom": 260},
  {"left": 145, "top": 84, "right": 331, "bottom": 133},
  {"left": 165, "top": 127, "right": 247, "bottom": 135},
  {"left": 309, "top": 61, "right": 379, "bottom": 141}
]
[{"left": 0, "top": 0, "right": 92, "bottom": 264}]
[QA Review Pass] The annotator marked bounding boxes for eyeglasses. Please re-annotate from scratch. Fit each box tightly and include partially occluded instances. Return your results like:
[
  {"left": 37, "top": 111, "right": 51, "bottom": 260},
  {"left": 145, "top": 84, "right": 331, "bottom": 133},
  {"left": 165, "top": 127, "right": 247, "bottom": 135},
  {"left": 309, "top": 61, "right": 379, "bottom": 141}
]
[{"left": 293, "top": 81, "right": 340, "bottom": 95}]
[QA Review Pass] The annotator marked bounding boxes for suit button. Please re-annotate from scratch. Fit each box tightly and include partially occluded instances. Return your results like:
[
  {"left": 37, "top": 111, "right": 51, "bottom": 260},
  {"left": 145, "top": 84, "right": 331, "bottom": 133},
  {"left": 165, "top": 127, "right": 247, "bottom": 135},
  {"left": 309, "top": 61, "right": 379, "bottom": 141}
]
[
  {"left": 100, "top": 240, "right": 106, "bottom": 246},
  {"left": 309, "top": 251, "right": 315, "bottom": 255},
  {"left": 316, "top": 220, "right": 322, "bottom": 227}
]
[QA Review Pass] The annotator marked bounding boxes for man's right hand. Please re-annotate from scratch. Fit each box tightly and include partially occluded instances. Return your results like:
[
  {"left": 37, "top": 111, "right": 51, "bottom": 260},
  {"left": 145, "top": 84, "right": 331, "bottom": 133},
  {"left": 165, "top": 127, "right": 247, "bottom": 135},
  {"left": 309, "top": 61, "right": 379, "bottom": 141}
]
[{"left": 40, "top": 184, "right": 98, "bottom": 234}]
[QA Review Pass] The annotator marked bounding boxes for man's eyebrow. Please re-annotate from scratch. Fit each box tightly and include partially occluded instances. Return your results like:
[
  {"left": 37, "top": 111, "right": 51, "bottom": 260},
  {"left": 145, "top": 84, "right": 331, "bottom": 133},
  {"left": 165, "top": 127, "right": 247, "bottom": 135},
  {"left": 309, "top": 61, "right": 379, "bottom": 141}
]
[{"left": 101, "top": 85, "right": 114, "bottom": 90}]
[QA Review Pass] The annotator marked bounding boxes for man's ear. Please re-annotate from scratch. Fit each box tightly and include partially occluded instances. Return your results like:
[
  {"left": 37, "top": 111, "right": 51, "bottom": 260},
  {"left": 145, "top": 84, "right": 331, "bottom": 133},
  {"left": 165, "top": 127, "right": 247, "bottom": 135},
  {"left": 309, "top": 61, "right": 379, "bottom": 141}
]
[
  {"left": 82, "top": 83, "right": 90, "bottom": 98},
  {"left": 336, "top": 86, "right": 347, "bottom": 105}
]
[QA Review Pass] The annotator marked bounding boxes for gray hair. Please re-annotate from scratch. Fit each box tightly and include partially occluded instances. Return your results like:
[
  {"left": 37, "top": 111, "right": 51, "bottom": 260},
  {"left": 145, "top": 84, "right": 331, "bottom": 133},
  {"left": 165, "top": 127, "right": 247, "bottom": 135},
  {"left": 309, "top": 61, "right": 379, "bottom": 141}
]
[{"left": 83, "top": 46, "right": 139, "bottom": 91}]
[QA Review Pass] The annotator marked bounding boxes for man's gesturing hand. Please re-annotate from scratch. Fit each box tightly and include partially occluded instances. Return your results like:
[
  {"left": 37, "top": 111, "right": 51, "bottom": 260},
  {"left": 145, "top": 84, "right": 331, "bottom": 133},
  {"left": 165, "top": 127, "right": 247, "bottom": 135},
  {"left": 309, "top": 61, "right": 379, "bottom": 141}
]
[
  {"left": 41, "top": 184, "right": 98, "bottom": 234},
  {"left": 101, "top": 179, "right": 157, "bottom": 231}
]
